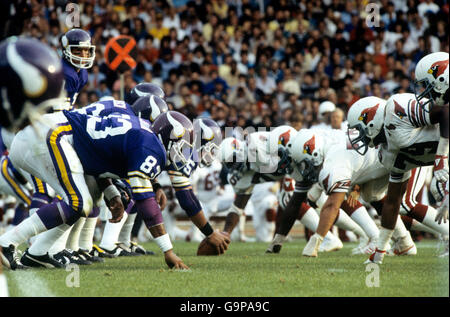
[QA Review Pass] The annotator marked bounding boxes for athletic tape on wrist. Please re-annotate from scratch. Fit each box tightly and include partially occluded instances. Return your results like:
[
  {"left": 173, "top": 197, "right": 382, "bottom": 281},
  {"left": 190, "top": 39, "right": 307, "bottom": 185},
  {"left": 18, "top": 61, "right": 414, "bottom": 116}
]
[
  {"left": 104, "top": 184, "right": 120, "bottom": 201},
  {"left": 229, "top": 203, "right": 244, "bottom": 216},
  {"left": 154, "top": 233, "right": 173, "bottom": 252}
]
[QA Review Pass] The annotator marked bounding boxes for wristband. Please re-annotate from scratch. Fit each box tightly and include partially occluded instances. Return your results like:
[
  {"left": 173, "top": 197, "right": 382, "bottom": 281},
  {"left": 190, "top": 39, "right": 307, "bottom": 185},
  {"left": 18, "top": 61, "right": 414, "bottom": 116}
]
[
  {"left": 154, "top": 233, "right": 173, "bottom": 252},
  {"left": 104, "top": 184, "right": 120, "bottom": 201},
  {"left": 200, "top": 222, "right": 214, "bottom": 237}
]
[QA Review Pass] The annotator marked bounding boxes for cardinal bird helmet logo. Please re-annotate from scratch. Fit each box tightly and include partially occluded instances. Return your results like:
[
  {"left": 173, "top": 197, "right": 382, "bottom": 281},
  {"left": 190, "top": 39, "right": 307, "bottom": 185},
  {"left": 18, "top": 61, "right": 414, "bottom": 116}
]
[{"left": 358, "top": 103, "right": 380, "bottom": 125}]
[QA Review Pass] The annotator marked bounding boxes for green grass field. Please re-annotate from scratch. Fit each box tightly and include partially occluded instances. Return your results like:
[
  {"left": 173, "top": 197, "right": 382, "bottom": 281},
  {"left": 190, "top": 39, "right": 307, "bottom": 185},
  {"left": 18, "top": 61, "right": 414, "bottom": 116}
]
[{"left": 4, "top": 239, "right": 449, "bottom": 297}]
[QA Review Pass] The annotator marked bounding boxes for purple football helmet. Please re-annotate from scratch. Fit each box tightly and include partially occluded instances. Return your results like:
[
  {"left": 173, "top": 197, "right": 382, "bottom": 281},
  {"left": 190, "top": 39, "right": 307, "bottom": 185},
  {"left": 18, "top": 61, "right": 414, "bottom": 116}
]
[
  {"left": 61, "top": 29, "right": 95, "bottom": 69},
  {"left": 131, "top": 95, "right": 168, "bottom": 123},
  {"left": 0, "top": 37, "right": 65, "bottom": 131},
  {"left": 193, "top": 118, "right": 222, "bottom": 167},
  {"left": 152, "top": 111, "right": 195, "bottom": 171},
  {"left": 125, "top": 82, "right": 165, "bottom": 105}
]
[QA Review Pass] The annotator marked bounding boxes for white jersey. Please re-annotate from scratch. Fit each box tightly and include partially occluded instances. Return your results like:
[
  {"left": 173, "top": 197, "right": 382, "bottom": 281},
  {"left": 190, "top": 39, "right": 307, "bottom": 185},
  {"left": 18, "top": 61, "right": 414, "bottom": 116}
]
[
  {"left": 291, "top": 128, "right": 390, "bottom": 202},
  {"left": 191, "top": 160, "right": 222, "bottom": 202},
  {"left": 379, "top": 93, "right": 440, "bottom": 182},
  {"left": 318, "top": 146, "right": 390, "bottom": 201},
  {"left": 228, "top": 132, "right": 285, "bottom": 195}
]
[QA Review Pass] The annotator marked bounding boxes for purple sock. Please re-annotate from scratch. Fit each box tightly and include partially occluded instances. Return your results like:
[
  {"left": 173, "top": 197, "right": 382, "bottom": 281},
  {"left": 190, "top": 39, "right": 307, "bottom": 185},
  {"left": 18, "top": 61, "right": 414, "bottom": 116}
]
[
  {"left": 12, "top": 205, "right": 29, "bottom": 225},
  {"left": 126, "top": 200, "right": 136, "bottom": 214},
  {"left": 89, "top": 206, "right": 100, "bottom": 218},
  {"left": 36, "top": 201, "right": 81, "bottom": 229},
  {"left": 135, "top": 197, "right": 163, "bottom": 229},
  {"left": 29, "top": 193, "right": 53, "bottom": 210}
]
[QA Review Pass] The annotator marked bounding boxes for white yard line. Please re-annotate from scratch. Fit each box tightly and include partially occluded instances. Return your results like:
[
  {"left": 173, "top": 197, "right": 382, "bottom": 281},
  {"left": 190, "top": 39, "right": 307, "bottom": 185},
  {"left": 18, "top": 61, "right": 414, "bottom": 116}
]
[{"left": 8, "top": 270, "right": 56, "bottom": 297}]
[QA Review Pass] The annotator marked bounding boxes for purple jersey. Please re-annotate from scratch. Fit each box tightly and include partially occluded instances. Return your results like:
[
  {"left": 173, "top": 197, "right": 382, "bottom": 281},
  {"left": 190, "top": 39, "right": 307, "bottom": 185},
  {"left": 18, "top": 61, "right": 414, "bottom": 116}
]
[
  {"left": 63, "top": 110, "right": 166, "bottom": 200},
  {"left": 62, "top": 58, "right": 88, "bottom": 105}
]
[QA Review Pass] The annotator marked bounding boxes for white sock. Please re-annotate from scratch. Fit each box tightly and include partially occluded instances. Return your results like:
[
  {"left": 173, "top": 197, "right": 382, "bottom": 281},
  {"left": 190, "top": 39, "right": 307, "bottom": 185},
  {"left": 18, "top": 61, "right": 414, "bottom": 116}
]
[
  {"left": 79, "top": 217, "right": 97, "bottom": 251},
  {"left": 48, "top": 226, "right": 71, "bottom": 255},
  {"left": 392, "top": 215, "right": 409, "bottom": 239},
  {"left": 377, "top": 227, "right": 394, "bottom": 251},
  {"left": 421, "top": 206, "right": 449, "bottom": 236},
  {"left": 66, "top": 217, "right": 86, "bottom": 251},
  {"left": 238, "top": 214, "right": 246, "bottom": 239},
  {"left": 350, "top": 206, "right": 379, "bottom": 239},
  {"left": 100, "top": 212, "right": 128, "bottom": 250},
  {"left": 299, "top": 207, "right": 319, "bottom": 232},
  {"left": 410, "top": 219, "right": 440, "bottom": 235},
  {"left": 334, "top": 209, "right": 367, "bottom": 239},
  {"left": 272, "top": 233, "right": 286, "bottom": 244},
  {"left": 118, "top": 213, "right": 136, "bottom": 247},
  {"left": 0, "top": 274, "right": 8, "bottom": 297},
  {"left": 0, "top": 213, "right": 46, "bottom": 248},
  {"left": 300, "top": 207, "right": 335, "bottom": 241},
  {"left": 29, "top": 224, "right": 71, "bottom": 256}
]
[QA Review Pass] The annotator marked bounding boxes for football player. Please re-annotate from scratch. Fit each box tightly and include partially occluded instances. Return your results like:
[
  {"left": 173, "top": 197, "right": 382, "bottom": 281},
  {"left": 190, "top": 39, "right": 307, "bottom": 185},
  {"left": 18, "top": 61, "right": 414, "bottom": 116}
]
[
  {"left": 347, "top": 53, "right": 448, "bottom": 264},
  {"left": 27, "top": 95, "right": 169, "bottom": 262},
  {"left": 268, "top": 123, "right": 388, "bottom": 256},
  {"left": 0, "top": 110, "right": 191, "bottom": 270},
  {"left": 59, "top": 28, "right": 95, "bottom": 109},
  {"left": 217, "top": 126, "right": 345, "bottom": 254}
]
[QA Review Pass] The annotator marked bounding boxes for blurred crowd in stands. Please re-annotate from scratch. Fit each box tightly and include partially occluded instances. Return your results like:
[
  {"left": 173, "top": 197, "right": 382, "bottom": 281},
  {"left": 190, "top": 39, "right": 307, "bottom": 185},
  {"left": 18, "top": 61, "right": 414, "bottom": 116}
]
[{"left": 0, "top": 0, "right": 448, "bottom": 130}]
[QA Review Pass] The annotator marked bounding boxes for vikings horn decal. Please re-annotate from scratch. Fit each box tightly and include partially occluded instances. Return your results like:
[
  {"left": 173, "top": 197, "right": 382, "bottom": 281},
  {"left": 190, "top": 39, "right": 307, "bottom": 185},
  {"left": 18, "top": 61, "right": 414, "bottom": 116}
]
[
  {"left": 358, "top": 103, "right": 379, "bottom": 125},
  {"left": 167, "top": 112, "right": 185, "bottom": 138},
  {"left": 199, "top": 120, "right": 214, "bottom": 141},
  {"left": 278, "top": 130, "right": 291, "bottom": 146},
  {"left": 394, "top": 100, "right": 407, "bottom": 119},
  {"left": 149, "top": 95, "right": 161, "bottom": 121},
  {"left": 428, "top": 60, "right": 449, "bottom": 79},
  {"left": 303, "top": 135, "right": 315, "bottom": 155},
  {"left": 7, "top": 42, "right": 50, "bottom": 98}
]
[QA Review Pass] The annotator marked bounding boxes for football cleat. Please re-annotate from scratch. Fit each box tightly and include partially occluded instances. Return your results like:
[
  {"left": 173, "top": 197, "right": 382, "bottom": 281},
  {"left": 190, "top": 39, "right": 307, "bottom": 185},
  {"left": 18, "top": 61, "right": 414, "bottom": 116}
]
[
  {"left": 53, "top": 249, "right": 92, "bottom": 265},
  {"left": 0, "top": 244, "right": 27, "bottom": 270},
  {"left": 319, "top": 235, "right": 343, "bottom": 253},
  {"left": 388, "top": 234, "right": 417, "bottom": 256},
  {"left": 90, "top": 244, "right": 115, "bottom": 258},
  {"left": 20, "top": 249, "right": 66, "bottom": 269},
  {"left": 364, "top": 248, "right": 386, "bottom": 264},
  {"left": 78, "top": 249, "right": 104, "bottom": 263},
  {"left": 130, "top": 242, "right": 155, "bottom": 255},
  {"left": 102, "top": 243, "right": 142, "bottom": 257},
  {"left": 437, "top": 235, "right": 449, "bottom": 258},
  {"left": 265, "top": 244, "right": 282, "bottom": 254},
  {"left": 302, "top": 234, "right": 324, "bottom": 257}
]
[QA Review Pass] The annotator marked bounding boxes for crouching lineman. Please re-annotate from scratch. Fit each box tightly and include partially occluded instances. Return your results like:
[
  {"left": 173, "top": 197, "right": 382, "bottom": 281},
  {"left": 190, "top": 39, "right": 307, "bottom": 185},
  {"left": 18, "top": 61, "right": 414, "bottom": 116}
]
[
  {"left": 267, "top": 121, "right": 394, "bottom": 256},
  {"left": 0, "top": 109, "right": 192, "bottom": 270},
  {"left": 216, "top": 126, "right": 345, "bottom": 255},
  {"left": 347, "top": 55, "right": 449, "bottom": 264}
]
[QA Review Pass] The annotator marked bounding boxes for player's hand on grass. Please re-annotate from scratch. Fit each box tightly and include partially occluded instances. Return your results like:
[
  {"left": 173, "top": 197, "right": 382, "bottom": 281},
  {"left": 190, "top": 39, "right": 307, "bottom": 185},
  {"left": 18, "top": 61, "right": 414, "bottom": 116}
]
[
  {"left": 207, "top": 230, "right": 231, "bottom": 255},
  {"left": 155, "top": 188, "right": 167, "bottom": 210},
  {"left": 164, "top": 250, "right": 189, "bottom": 270},
  {"left": 108, "top": 196, "right": 125, "bottom": 223}
]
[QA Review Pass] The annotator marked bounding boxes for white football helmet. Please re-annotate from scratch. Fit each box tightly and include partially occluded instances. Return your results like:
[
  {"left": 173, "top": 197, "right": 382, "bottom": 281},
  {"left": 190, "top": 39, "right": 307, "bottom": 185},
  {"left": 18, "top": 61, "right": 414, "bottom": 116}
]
[
  {"left": 414, "top": 52, "right": 449, "bottom": 108},
  {"left": 219, "top": 137, "right": 247, "bottom": 176},
  {"left": 286, "top": 129, "right": 325, "bottom": 183},
  {"left": 318, "top": 101, "right": 336, "bottom": 120},
  {"left": 269, "top": 125, "right": 298, "bottom": 174},
  {"left": 346, "top": 96, "right": 387, "bottom": 155}
]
